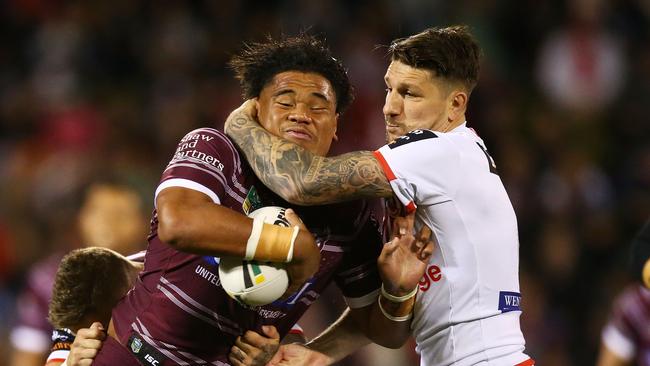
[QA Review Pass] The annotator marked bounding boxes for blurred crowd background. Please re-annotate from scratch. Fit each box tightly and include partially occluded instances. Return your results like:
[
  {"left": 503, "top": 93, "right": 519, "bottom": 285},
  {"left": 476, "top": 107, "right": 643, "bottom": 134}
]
[{"left": 0, "top": 0, "right": 648, "bottom": 365}]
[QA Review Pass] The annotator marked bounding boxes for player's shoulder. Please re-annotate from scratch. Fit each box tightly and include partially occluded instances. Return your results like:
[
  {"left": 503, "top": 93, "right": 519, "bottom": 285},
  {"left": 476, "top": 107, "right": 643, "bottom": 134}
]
[
  {"left": 385, "top": 127, "right": 476, "bottom": 148},
  {"left": 382, "top": 129, "right": 463, "bottom": 164},
  {"left": 174, "top": 127, "right": 241, "bottom": 164},
  {"left": 385, "top": 129, "right": 441, "bottom": 150}
]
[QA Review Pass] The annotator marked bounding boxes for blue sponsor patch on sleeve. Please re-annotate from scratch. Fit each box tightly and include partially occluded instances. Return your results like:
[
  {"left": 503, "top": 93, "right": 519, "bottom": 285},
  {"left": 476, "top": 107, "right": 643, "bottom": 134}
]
[
  {"left": 498, "top": 291, "right": 522, "bottom": 312},
  {"left": 204, "top": 256, "right": 220, "bottom": 266}
]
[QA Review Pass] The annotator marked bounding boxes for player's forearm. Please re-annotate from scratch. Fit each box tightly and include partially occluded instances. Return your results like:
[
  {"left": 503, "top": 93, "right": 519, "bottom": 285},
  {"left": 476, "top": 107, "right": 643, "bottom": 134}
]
[
  {"left": 225, "top": 107, "right": 392, "bottom": 205},
  {"left": 157, "top": 190, "right": 255, "bottom": 256},
  {"left": 156, "top": 188, "right": 315, "bottom": 263},
  {"left": 366, "top": 296, "right": 413, "bottom": 348},
  {"left": 282, "top": 332, "right": 307, "bottom": 345},
  {"left": 305, "top": 308, "right": 371, "bottom": 363}
]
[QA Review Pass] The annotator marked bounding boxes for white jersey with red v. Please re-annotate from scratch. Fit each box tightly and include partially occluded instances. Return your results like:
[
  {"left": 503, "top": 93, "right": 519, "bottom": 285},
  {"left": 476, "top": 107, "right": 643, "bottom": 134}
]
[{"left": 374, "top": 124, "right": 531, "bottom": 366}]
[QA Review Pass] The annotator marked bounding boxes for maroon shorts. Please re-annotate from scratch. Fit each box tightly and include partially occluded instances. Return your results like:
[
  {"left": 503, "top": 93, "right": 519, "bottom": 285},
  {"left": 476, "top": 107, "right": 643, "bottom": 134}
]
[{"left": 93, "top": 335, "right": 141, "bottom": 366}]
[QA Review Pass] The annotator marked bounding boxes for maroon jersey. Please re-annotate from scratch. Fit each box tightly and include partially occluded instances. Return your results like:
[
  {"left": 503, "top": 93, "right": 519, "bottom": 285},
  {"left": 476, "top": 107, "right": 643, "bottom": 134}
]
[
  {"left": 601, "top": 285, "right": 650, "bottom": 365},
  {"left": 111, "top": 128, "right": 383, "bottom": 365}
]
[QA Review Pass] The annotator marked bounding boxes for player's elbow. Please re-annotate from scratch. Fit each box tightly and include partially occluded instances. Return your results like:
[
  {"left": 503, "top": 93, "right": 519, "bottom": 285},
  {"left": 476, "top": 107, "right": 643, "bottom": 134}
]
[
  {"left": 262, "top": 181, "right": 311, "bottom": 206},
  {"left": 281, "top": 189, "right": 310, "bottom": 206}
]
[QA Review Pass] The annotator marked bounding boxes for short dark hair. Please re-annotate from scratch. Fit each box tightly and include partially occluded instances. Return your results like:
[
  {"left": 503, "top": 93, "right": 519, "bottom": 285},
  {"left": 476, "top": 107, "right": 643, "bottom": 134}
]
[
  {"left": 48, "top": 247, "right": 132, "bottom": 329},
  {"left": 389, "top": 25, "right": 481, "bottom": 94},
  {"left": 229, "top": 33, "right": 353, "bottom": 114}
]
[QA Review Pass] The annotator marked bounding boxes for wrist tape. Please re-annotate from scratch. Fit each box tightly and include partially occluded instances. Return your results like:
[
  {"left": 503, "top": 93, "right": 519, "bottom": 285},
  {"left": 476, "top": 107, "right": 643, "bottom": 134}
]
[
  {"left": 245, "top": 215, "right": 300, "bottom": 262},
  {"left": 377, "top": 296, "right": 413, "bottom": 322},
  {"left": 381, "top": 283, "right": 418, "bottom": 303}
]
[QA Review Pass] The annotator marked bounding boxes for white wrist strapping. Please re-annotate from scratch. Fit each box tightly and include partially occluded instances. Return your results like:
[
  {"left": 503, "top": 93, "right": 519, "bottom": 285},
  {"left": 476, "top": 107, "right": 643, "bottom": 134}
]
[
  {"left": 245, "top": 215, "right": 300, "bottom": 262},
  {"left": 381, "top": 283, "right": 418, "bottom": 303},
  {"left": 377, "top": 296, "right": 413, "bottom": 322},
  {"left": 245, "top": 215, "right": 265, "bottom": 260},
  {"left": 286, "top": 226, "right": 299, "bottom": 262}
]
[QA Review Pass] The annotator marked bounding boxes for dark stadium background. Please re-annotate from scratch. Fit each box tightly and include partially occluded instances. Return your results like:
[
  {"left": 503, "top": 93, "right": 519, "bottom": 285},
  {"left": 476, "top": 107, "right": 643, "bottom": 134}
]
[{"left": 0, "top": 1, "right": 648, "bottom": 365}]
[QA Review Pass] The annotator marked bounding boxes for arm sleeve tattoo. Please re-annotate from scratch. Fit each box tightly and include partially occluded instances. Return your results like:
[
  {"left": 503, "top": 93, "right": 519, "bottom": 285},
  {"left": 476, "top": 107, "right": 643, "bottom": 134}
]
[{"left": 225, "top": 109, "right": 393, "bottom": 205}]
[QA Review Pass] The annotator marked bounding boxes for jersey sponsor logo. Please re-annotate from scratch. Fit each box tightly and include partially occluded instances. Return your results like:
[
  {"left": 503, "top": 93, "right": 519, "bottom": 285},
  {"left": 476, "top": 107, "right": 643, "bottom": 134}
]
[
  {"left": 195, "top": 264, "right": 222, "bottom": 287},
  {"left": 181, "top": 132, "right": 215, "bottom": 143},
  {"left": 172, "top": 149, "right": 225, "bottom": 171},
  {"left": 388, "top": 129, "right": 437, "bottom": 149},
  {"left": 51, "top": 328, "right": 75, "bottom": 343},
  {"left": 256, "top": 308, "right": 286, "bottom": 319},
  {"left": 243, "top": 186, "right": 263, "bottom": 215},
  {"left": 203, "top": 256, "right": 220, "bottom": 266},
  {"left": 50, "top": 341, "right": 72, "bottom": 351},
  {"left": 130, "top": 336, "right": 143, "bottom": 353},
  {"left": 172, "top": 133, "right": 225, "bottom": 171},
  {"left": 128, "top": 333, "right": 166, "bottom": 366},
  {"left": 418, "top": 264, "right": 442, "bottom": 292},
  {"left": 144, "top": 354, "right": 160, "bottom": 366},
  {"left": 498, "top": 291, "right": 521, "bottom": 312}
]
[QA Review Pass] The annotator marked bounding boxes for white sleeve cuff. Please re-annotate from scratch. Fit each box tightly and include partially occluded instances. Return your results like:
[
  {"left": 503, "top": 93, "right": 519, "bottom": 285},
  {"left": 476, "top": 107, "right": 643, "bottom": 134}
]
[{"left": 154, "top": 178, "right": 221, "bottom": 207}]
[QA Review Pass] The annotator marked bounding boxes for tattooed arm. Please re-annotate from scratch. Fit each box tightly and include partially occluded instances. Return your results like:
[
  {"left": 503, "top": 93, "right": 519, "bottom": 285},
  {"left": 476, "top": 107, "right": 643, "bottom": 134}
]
[{"left": 225, "top": 100, "right": 393, "bottom": 205}]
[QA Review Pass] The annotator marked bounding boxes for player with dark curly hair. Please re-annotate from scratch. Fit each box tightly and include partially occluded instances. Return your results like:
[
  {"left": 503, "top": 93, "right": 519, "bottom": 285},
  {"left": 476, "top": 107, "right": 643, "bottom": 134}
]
[{"left": 229, "top": 34, "right": 353, "bottom": 115}]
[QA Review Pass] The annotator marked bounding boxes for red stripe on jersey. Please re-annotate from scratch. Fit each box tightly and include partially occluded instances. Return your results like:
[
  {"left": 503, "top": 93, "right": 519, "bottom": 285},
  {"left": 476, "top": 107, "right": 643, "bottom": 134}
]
[
  {"left": 288, "top": 329, "right": 304, "bottom": 335},
  {"left": 46, "top": 358, "right": 67, "bottom": 364},
  {"left": 515, "top": 359, "right": 535, "bottom": 366},
  {"left": 405, "top": 201, "right": 416, "bottom": 214},
  {"left": 373, "top": 150, "right": 416, "bottom": 214},
  {"left": 372, "top": 150, "right": 396, "bottom": 181}
]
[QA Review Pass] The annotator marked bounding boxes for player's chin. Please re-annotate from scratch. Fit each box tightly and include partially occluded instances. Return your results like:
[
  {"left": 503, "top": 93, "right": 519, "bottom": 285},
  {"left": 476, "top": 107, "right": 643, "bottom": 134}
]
[
  {"left": 386, "top": 131, "right": 400, "bottom": 144},
  {"left": 287, "top": 137, "right": 315, "bottom": 152}
]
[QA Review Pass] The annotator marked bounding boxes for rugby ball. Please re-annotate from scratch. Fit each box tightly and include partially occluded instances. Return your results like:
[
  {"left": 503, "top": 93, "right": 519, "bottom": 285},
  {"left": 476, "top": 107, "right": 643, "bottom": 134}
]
[{"left": 218, "top": 206, "right": 290, "bottom": 306}]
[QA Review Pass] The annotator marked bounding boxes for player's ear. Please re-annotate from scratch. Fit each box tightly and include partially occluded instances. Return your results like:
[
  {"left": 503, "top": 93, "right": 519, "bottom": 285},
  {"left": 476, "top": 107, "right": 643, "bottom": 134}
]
[
  {"left": 254, "top": 98, "right": 261, "bottom": 120},
  {"left": 448, "top": 89, "right": 467, "bottom": 122},
  {"left": 332, "top": 113, "right": 339, "bottom": 142}
]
